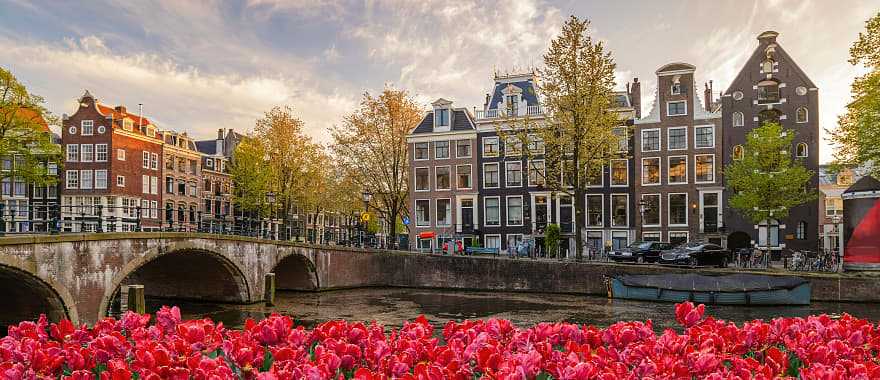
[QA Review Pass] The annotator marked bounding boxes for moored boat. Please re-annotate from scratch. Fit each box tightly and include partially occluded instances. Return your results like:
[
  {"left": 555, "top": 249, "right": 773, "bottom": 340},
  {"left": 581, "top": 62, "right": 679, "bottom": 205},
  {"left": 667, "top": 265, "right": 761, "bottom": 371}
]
[{"left": 608, "top": 273, "right": 811, "bottom": 305}]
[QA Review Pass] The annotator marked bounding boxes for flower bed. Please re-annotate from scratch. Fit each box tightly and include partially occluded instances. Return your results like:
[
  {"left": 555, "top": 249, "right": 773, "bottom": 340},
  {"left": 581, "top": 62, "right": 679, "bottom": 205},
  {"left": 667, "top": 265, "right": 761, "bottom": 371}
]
[{"left": 1, "top": 302, "right": 878, "bottom": 379}]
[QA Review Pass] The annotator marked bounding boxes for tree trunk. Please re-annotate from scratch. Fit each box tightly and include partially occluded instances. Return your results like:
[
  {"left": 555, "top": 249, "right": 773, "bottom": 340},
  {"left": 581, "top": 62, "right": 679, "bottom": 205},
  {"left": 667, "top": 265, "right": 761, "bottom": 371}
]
[
  {"left": 389, "top": 204, "right": 398, "bottom": 249},
  {"left": 574, "top": 186, "right": 585, "bottom": 261}
]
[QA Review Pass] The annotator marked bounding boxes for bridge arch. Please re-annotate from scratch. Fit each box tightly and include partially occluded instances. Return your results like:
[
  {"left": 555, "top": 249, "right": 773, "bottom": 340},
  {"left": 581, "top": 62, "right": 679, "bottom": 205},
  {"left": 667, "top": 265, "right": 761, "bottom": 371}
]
[
  {"left": 272, "top": 251, "right": 319, "bottom": 290},
  {"left": 99, "top": 242, "right": 253, "bottom": 317},
  {"left": 0, "top": 255, "right": 78, "bottom": 326}
]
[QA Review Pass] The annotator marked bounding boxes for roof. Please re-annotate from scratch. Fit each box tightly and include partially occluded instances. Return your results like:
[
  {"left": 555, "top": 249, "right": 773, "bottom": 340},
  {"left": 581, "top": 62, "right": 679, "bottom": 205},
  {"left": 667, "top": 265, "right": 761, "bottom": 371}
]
[
  {"left": 611, "top": 92, "right": 631, "bottom": 108},
  {"left": 96, "top": 104, "right": 152, "bottom": 128},
  {"left": 844, "top": 176, "right": 880, "bottom": 194},
  {"left": 723, "top": 32, "right": 816, "bottom": 95},
  {"left": 195, "top": 140, "right": 216, "bottom": 155},
  {"left": 655, "top": 62, "right": 696, "bottom": 74},
  {"left": 410, "top": 109, "right": 476, "bottom": 135},
  {"left": 487, "top": 80, "right": 540, "bottom": 111}
]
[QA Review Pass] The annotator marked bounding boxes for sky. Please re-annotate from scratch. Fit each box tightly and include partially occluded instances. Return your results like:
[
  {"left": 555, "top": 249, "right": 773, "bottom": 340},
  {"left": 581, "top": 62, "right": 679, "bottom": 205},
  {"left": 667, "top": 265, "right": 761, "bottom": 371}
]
[{"left": 1, "top": 0, "right": 876, "bottom": 163}]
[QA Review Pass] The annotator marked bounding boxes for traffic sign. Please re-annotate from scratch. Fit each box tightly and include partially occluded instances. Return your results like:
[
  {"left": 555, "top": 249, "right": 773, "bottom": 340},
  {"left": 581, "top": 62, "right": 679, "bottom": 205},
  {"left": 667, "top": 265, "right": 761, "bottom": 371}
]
[
  {"left": 402, "top": 216, "right": 410, "bottom": 225},
  {"left": 361, "top": 212, "right": 370, "bottom": 222}
]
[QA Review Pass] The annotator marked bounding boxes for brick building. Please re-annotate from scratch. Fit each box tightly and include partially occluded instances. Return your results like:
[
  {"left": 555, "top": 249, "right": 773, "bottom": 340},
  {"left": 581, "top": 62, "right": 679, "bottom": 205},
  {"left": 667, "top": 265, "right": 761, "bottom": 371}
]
[
  {"left": 160, "top": 130, "right": 202, "bottom": 230},
  {"left": 195, "top": 128, "right": 240, "bottom": 231},
  {"left": 60, "top": 91, "right": 162, "bottom": 231}
]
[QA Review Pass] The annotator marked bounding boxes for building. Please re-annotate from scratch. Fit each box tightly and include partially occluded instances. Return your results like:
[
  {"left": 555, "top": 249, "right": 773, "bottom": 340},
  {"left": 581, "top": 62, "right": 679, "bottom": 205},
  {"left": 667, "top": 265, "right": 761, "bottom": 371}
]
[
  {"left": 633, "top": 63, "right": 723, "bottom": 246},
  {"left": 160, "top": 130, "right": 202, "bottom": 230},
  {"left": 407, "top": 98, "right": 479, "bottom": 252},
  {"left": 195, "top": 128, "right": 240, "bottom": 231},
  {"left": 60, "top": 91, "right": 163, "bottom": 232},
  {"left": 721, "top": 31, "right": 820, "bottom": 253},
  {"left": 818, "top": 165, "right": 867, "bottom": 252}
]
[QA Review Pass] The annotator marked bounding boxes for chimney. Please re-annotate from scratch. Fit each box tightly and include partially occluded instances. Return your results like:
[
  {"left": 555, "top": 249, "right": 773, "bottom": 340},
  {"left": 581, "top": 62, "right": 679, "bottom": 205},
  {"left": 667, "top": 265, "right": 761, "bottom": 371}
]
[
  {"left": 216, "top": 128, "right": 225, "bottom": 155},
  {"left": 114, "top": 105, "right": 127, "bottom": 114},
  {"left": 757, "top": 30, "right": 779, "bottom": 44},
  {"left": 703, "top": 81, "right": 713, "bottom": 112},
  {"left": 484, "top": 93, "right": 490, "bottom": 111},
  {"left": 217, "top": 128, "right": 225, "bottom": 140},
  {"left": 630, "top": 78, "right": 641, "bottom": 119}
]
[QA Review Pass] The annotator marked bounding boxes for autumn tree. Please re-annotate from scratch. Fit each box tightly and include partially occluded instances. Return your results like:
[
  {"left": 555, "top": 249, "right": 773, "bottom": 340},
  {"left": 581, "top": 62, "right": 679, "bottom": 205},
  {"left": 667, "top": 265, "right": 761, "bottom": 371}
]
[
  {"left": 725, "top": 122, "right": 817, "bottom": 224},
  {"left": 331, "top": 88, "right": 422, "bottom": 248},
  {"left": 831, "top": 12, "right": 880, "bottom": 177},
  {"left": 229, "top": 136, "right": 273, "bottom": 216},
  {"left": 0, "top": 67, "right": 62, "bottom": 202},
  {"left": 530, "top": 16, "right": 623, "bottom": 260}
]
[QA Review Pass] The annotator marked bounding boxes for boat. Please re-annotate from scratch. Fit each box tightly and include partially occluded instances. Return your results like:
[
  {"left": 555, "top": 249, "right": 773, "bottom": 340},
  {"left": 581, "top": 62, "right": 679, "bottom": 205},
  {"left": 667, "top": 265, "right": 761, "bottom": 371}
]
[{"left": 607, "top": 273, "right": 811, "bottom": 305}]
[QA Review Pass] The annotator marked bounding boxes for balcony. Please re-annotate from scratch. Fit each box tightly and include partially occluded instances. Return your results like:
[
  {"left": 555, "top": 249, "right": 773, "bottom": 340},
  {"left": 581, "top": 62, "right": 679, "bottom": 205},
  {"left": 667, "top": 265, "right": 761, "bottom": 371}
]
[{"left": 474, "top": 105, "right": 543, "bottom": 120}]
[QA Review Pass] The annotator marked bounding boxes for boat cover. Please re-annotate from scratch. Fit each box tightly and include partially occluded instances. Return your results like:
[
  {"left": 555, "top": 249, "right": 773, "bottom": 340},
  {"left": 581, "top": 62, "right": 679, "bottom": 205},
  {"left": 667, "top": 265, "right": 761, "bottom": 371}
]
[{"left": 614, "top": 274, "right": 808, "bottom": 293}]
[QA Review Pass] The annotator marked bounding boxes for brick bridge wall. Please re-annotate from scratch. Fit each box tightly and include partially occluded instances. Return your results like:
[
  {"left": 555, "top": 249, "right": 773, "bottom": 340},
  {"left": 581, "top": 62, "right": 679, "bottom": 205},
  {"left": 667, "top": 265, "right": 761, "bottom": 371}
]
[{"left": 0, "top": 234, "right": 877, "bottom": 325}]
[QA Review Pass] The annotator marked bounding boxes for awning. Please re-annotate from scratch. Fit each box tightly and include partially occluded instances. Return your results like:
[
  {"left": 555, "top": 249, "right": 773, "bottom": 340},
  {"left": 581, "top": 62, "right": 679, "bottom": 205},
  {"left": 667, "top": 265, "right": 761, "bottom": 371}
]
[{"left": 418, "top": 231, "right": 435, "bottom": 239}]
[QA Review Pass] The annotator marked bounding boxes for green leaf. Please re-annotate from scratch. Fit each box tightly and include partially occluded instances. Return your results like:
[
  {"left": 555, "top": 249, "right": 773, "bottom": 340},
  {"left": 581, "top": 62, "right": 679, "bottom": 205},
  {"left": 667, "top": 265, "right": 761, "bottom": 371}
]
[
  {"left": 536, "top": 372, "right": 555, "bottom": 380},
  {"left": 92, "top": 363, "right": 107, "bottom": 377},
  {"left": 261, "top": 347, "right": 274, "bottom": 372}
]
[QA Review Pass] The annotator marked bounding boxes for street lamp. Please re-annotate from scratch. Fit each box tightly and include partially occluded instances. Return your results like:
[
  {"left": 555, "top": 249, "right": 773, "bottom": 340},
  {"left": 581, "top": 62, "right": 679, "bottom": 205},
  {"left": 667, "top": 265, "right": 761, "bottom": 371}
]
[
  {"left": 361, "top": 191, "right": 372, "bottom": 247},
  {"left": 638, "top": 199, "right": 648, "bottom": 240},
  {"left": 265, "top": 191, "right": 276, "bottom": 240}
]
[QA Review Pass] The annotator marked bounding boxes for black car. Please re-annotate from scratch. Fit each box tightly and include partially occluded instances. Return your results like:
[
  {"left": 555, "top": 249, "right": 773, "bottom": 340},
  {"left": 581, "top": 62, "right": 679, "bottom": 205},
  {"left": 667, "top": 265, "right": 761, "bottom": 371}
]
[
  {"left": 608, "top": 241, "right": 674, "bottom": 263},
  {"left": 659, "top": 242, "right": 731, "bottom": 267}
]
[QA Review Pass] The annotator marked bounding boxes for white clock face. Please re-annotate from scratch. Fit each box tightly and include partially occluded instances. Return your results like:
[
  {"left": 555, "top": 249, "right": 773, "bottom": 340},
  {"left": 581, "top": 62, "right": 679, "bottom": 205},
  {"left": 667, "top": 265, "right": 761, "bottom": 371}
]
[
  {"left": 68, "top": 127, "right": 76, "bottom": 134},
  {"left": 97, "top": 126, "right": 106, "bottom": 134},
  {"left": 733, "top": 91, "right": 743, "bottom": 101},
  {"left": 796, "top": 86, "right": 807, "bottom": 96}
]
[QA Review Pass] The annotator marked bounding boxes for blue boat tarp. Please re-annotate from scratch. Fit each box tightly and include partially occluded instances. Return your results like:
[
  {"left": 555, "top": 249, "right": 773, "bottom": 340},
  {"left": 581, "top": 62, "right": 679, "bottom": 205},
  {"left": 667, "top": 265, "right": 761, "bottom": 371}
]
[{"left": 614, "top": 273, "right": 808, "bottom": 293}]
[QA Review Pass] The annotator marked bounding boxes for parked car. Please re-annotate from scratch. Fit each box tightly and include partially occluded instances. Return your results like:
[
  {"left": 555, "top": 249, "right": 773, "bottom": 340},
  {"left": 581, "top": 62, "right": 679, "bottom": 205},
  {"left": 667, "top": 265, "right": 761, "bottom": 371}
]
[
  {"left": 608, "top": 241, "right": 674, "bottom": 263},
  {"left": 659, "top": 242, "right": 731, "bottom": 267}
]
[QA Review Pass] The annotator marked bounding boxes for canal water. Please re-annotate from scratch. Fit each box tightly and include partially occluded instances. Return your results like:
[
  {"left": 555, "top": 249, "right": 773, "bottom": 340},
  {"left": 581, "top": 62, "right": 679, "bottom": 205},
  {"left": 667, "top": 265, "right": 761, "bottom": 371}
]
[{"left": 147, "top": 287, "right": 880, "bottom": 332}]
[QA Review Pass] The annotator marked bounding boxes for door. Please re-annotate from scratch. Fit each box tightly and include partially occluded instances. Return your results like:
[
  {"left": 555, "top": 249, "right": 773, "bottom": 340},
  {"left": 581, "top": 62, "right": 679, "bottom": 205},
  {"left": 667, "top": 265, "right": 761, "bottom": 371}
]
[
  {"left": 461, "top": 199, "right": 474, "bottom": 232},
  {"left": 534, "top": 195, "right": 549, "bottom": 232},
  {"left": 701, "top": 192, "right": 719, "bottom": 233}
]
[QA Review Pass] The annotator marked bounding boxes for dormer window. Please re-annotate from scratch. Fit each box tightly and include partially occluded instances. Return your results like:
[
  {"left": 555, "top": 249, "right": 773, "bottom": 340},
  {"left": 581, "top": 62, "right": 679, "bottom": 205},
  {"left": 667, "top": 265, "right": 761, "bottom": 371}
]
[
  {"left": 671, "top": 75, "right": 682, "bottom": 95},
  {"left": 506, "top": 95, "right": 519, "bottom": 116},
  {"left": 123, "top": 118, "right": 134, "bottom": 131},
  {"left": 436, "top": 109, "right": 449, "bottom": 127}
]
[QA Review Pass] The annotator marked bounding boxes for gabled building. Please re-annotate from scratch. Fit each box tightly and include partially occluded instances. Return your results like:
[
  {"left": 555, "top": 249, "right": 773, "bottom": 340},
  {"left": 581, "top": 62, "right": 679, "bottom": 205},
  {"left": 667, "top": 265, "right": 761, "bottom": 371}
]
[
  {"left": 60, "top": 91, "right": 163, "bottom": 232},
  {"left": 721, "top": 31, "right": 820, "bottom": 253},
  {"left": 160, "top": 129, "right": 202, "bottom": 230},
  {"left": 407, "top": 98, "right": 479, "bottom": 252},
  {"left": 195, "top": 128, "right": 240, "bottom": 231}
]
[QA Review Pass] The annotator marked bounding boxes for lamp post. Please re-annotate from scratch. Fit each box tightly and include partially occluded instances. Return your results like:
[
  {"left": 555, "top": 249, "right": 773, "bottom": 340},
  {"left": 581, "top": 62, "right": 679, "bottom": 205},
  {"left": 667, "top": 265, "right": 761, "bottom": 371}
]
[
  {"left": 637, "top": 199, "right": 648, "bottom": 241},
  {"left": 265, "top": 191, "right": 276, "bottom": 240},
  {"left": 361, "top": 191, "right": 372, "bottom": 248}
]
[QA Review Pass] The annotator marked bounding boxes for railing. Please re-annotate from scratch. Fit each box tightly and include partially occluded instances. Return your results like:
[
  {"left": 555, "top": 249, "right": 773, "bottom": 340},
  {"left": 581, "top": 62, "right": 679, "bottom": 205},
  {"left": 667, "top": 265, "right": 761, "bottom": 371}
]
[{"left": 474, "top": 105, "right": 543, "bottom": 120}]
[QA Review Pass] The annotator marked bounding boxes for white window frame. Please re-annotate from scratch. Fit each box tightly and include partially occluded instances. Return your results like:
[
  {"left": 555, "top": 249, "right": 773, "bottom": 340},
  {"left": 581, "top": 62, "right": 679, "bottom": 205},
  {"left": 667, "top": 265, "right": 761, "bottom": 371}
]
[
  {"left": 503, "top": 135, "right": 522, "bottom": 157},
  {"left": 150, "top": 176, "right": 158, "bottom": 195},
  {"left": 482, "top": 162, "right": 500, "bottom": 189},
  {"left": 733, "top": 145, "right": 744, "bottom": 160},
  {"left": 612, "top": 126, "right": 628, "bottom": 153},
  {"left": 586, "top": 193, "right": 604, "bottom": 228},
  {"left": 671, "top": 82, "right": 682, "bottom": 95},
  {"left": 505, "top": 161, "right": 523, "bottom": 188},
  {"left": 66, "top": 144, "right": 79, "bottom": 162},
  {"left": 667, "top": 192, "right": 689, "bottom": 227},
  {"left": 95, "top": 144, "right": 108, "bottom": 162},
  {"left": 414, "top": 167, "right": 431, "bottom": 192},
  {"left": 667, "top": 155, "right": 688, "bottom": 185},
  {"left": 80, "top": 144, "right": 93, "bottom": 162},
  {"left": 505, "top": 195, "right": 524, "bottom": 226},
  {"left": 116, "top": 175, "right": 125, "bottom": 188},
  {"left": 142, "top": 151, "right": 150, "bottom": 169},
  {"left": 640, "top": 128, "right": 661, "bottom": 152},
  {"left": 528, "top": 159, "right": 546, "bottom": 187},
  {"left": 415, "top": 199, "right": 431, "bottom": 227},
  {"left": 482, "top": 136, "right": 500, "bottom": 157},
  {"left": 94, "top": 170, "right": 107, "bottom": 189},
  {"left": 81, "top": 120, "right": 94, "bottom": 136},
  {"left": 150, "top": 201, "right": 158, "bottom": 219},
  {"left": 434, "top": 165, "right": 451, "bottom": 191},
  {"left": 456, "top": 164, "right": 473, "bottom": 190},
  {"left": 796, "top": 143, "right": 808, "bottom": 158},
  {"left": 610, "top": 193, "right": 630, "bottom": 228},
  {"left": 609, "top": 159, "right": 629, "bottom": 187},
  {"left": 434, "top": 141, "right": 450, "bottom": 160},
  {"left": 151, "top": 153, "right": 159, "bottom": 170},
  {"left": 117, "top": 149, "right": 125, "bottom": 161},
  {"left": 527, "top": 134, "right": 545, "bottom": 155},
  {"left": 667, "top": 126, "right": 688, "bottom": 150},
  {"left": 484, "top": 234, "right": 502, "bottom": 250},
  {"left": 435, "top": 198, "right": 452, "bottom": 227},
  {"left": 694, "top": 125, "right": 715, "bottom": 149},
  {"left": 668, "top": 231, "right": 689, "bottom": 244},
  {"left": 79, "top": 170, "right": 93, "bottom": 190},
  {"left": 641, "top": 157, "right": 662, "bottom": 186},
  {"left": 484, "top": 196, "right": 501, "bottom": 226},
  {"left": 641, "top": 193, "right": 662, "bottom": 228},
  {"left": 142, "top": 175, "right": 149, "bottom": 194},
  {"left": 65, "top": 170, "right": 79, "bottom": 189},
  {"left": 666, "top": 100, "right": 687, "bottom": 116},
  {"left": 694, "top": 154, "right": 716, "bottom": 184},
  {"left": 586, "top": 164, "right": 604, "bottom": 188},
  {"left": 796, "top": 107, "right": 808, "bottom": 123},
  {"left": 455, "top": 140, "right": 472, "bottom": 158},
  {"left": 642, "top": 231, "right": 662, "bottom": 242},
  {"left": 733, "top": 112, "right": 744, "bottom": 127},
  {"left": 413, "top": 142, "right": 430, "bottom": 161}
]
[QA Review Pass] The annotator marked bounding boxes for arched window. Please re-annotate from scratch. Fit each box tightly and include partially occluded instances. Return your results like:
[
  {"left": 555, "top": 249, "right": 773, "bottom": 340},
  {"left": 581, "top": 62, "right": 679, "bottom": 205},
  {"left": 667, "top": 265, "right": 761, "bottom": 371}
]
[
  {"left": 733, "top": 145, "right": 744, "bottom": 160},
  {"left": 757, "top": 80, "right": 780, "bottom": 104},
  {"left": 733, "top": 112, "right": 744, "bottom": 127},
  {"left": 796, "top": 107, "right": 808, "bottom": 123},
  {"left": 796, "top": 221, "right": 807, "bottom": 240},
  {"left": 762, "top": 58, "right": 774, "bottom": 73},
  {"left": 758, "top": 109, "right": 781, "bottom": 125},
  {"left": 796, "top": 143, "right": 808, "bottom": 158}
]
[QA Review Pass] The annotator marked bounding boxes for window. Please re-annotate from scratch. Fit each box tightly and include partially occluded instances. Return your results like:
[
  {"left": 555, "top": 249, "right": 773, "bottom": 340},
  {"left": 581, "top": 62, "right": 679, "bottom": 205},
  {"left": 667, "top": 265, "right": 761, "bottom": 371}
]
[
  {"left": 796, "top": 221, "right": 807, "bottom": 240},
  {"left": 641, "top": 129, "right": 660, "bottom": 151},
  {"left": 94, "top": 170, "right": 107, "bottom": 189},
  {"left": 66, "top": 145, "right": 79, "bottom": 162},
  {"left": 483, "top": 163, "right": 499, "bottom": 188},
  {"left": 436, "top": 109, "right": 449, "bottom": 127},
  {"left": 758, "top": 109, "right": 782, "bottom": 125},
  {"left": 80, "top": 144, "right": 93, "bottom": 162},
  {"left": 178, "top": 180, "right": 186, "bottom": 195},
  {"left": 484, "top": 197, "right": 500, "bottom": 226},
  {"left": 762, "top": 58, "right": 774, "bottom": 73},
  {"left": 733, "top": 112, "right": 744, "bottom": 127},
  {"left": 611, "top": 194, "right": 628, "bottom": 227},
  {"left": 143, "top": 152, "right": 150, "bottom": 169},
  {"left": 13, "top": 180, "right": 25, "bottom": 196},
  {"left": 189, "top": 160, "right": 197, "bottom": 174},
  {"left": 81, "top": 120, "right": 94, "bottom": 135},
  {"left": 117, "top": 175, "right": 125, "bottom": 187},
  {"left": 506, "top": 196, "right": 523, "bottom": 226},
  {"left": 435, "top": 166, "right": 451, "bottom": 190},
  {"left": 414, "top": 167, "right": 428, "bottom": 191},
  {"left": 150, "top": 201, "right": 158, "bottom": 219},
  {"left": 166, "top": 177, "right": 174, "bottom": 194},
  {"left": 456, "top": 140, "right": 471, "bottom": 158},
  {"left": 456, "top": 165, "right": 472, "bottom": 189},
  {"left": 95, "top": 144, "right": 108, "bottom": 162},
  {"left": 668, "top": 193, "right": 687, "bottom": 226},
  {"left": 505, "top": 161, "right": 522, "bottom": 187},
  {"left": 733, "top": 145, "right": 744, "bottom": 160},
  {"left": 757, "top": 80, "right": 780, "bottom": 103},
  {"left": 642, "top": 194, "right": 660, "bottom": 226},
  {"left": 586, "top": 165, "right": 603, "bottom": 187},
  {"left": 150, "top": 176, "right": 158, "bottom": 195},
  {"left": 528, "top": 160, "right": 545, "bottom": 187},
  {"left": 667, "top": 127, "right": 687, "bottom": 150},
  {"left": 695, "top": 126, "right": 714, "bottom": 148},
  {"left": 506, "top": 95, "right": 518, "bottom": 116},
  {"left": 483, "top": 137, "right": 500, "bottom": 157},
  {"left": 796, "top": 107, "right": 808, "bottom": 123},
  {"left": 825, "top": 197, "right": 843, "bottom": 217},
  {"left": 562, "top": 160, "right": 575, "bottom": 187},
  {"left": 669, "top": 232, "right": 688, "bottom": 246},
  {"left": 668, "top": 156, "right": 687, "bottom": 184},
  {"left": 123, "top": 119, "right": 133, "bottom": 131},
  {"left": 671, "top": 82, "right": 681, "bottom": 95},
  {"left": 504, "top": 136, "right": 522, "bottom": 157},
  {"left": 642, "top": 232, "right": 661, "bottom": 242},
  {"left": 528, "top": 135, "right": 545, "bottom": 154},
  {"left": 80, "top": 170, "right": 93, "bottom": 189},
  {"left": 415, "top": 200, "right": 430, "bottom": 226},
  {"left": 695, "top": 155, "right": 715, "bottom": 183},
  {"left": 189, "top": 183, "right": 197, "bottom": 196},
  {"left": 641, "top": 157, "right": 661, "bottom": 185},
  {"left": 796, "top": 143, "right": 808, "bottom": 158},
  {"left": 142, "top": 175, "right": 149, "bottom": 193},
  {"left": 667, "top": 101, "right": 687, "bottom": 116},
  {"left": 586, "top": 194, "right": 603, "bottom": 227},
  {"left": 435, "top": 141, "right": 450, "bottom": 159},
  {"left": 612, "top": 127, "right": 628, "bottom": 152},
  {"left": 610, "top": 159, "right": 628, "bottom": 186},
  {"left": 206, "top": 159, "right": 214, "bottom": 169},
  {"left": 436, "top": 199, "right": 451, "bottom": 226},
  {"left": 485, "top": 235, "right": 501, "bottom": 250},
  {"left": 414, "top": 143, "right": 429, "bottom": 160}
]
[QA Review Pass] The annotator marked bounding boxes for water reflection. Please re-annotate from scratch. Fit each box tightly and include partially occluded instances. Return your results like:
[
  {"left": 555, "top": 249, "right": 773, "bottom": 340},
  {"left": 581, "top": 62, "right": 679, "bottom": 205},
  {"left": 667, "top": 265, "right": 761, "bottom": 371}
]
[{"left": 146, "top": 288, "right": 880, "bottom": 332}]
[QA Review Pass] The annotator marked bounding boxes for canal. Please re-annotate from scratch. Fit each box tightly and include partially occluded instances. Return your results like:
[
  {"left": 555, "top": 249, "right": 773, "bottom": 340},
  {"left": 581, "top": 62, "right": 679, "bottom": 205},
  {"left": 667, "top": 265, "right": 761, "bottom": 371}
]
[{"left": 147, "top": 287, "right": 880, "bottom": 332}]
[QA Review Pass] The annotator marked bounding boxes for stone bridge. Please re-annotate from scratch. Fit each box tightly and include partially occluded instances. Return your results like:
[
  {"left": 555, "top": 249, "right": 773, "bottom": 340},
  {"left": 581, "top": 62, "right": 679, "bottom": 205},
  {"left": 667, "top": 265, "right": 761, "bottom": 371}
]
[{"left": 1, "top": 233, "right": 878, "bottom": 326}]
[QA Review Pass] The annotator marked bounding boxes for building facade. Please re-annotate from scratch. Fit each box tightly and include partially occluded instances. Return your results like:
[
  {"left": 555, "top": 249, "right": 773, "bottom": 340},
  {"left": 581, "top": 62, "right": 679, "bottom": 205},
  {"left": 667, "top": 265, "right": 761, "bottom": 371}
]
[
  {"left": 407, "top": 98, "right": 479, "bottom": 252},
  {"left": 195, "top": 128, "right": 239, "bottom": 231},
  {"left": 633, "top": 63, "right": 723, "bottom": 246},
  {"left": 818, "top": 165, "right": 868, "bottom": 253},
  {"left": 721, "top": 31, "right": 820, "bottom": 253},
  {"left": 60, "top": 91, "right": 163, "bottom": 232},
  {"left": 160, "top": 130, "right": 202, "bottom": 230}
]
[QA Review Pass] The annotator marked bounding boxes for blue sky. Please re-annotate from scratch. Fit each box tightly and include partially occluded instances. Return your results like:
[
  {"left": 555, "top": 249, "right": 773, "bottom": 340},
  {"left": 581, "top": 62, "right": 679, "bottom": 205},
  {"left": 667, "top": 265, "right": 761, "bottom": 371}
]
[{"left": 1, "top": 0, "right": 876, "bottom": 163}]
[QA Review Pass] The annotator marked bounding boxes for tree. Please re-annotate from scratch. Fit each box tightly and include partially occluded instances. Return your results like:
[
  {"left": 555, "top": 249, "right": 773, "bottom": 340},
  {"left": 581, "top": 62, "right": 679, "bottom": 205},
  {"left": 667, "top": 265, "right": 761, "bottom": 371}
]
[
  {"left": 830, "top": 12, "right": 880, "bottom": 177},
  {"left": 544, "top": 223, "right": 561, "bottom": 259},
  {"left": 331, "top": 87, "right": 422, "bottom": 248},
  {"left": 0, "top": 67, "right": 62, "bottom": 202},
  {"left": 229, "top": 136, "right": 273, "bottom": 217},
  {"left": 725, "top": 122, "right": 817, "bottom": 224},
  {"left": 527, "top": 16, "right": 622, "bottom": 260}
]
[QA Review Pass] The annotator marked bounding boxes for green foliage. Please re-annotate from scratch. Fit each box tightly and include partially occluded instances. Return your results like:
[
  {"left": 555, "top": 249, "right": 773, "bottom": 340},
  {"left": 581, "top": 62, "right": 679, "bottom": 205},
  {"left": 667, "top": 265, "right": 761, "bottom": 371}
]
[
  {"left": 0, "top": 67, "right": 63, "bottom": 201},
  {"left": 260, "top": 348, "right": 274, "bottom": 372},
  {"left": 831, "top": 12, "right": 880, "bottom": 177},
  {"left": 544, "top": 223, "right": 561, "bottom": 258},
  {"left": 725, "top": 122, "right": 817, "bottom": 224},
  {"left": 230, "top": 137, "right": 274, "bottom": 217}
]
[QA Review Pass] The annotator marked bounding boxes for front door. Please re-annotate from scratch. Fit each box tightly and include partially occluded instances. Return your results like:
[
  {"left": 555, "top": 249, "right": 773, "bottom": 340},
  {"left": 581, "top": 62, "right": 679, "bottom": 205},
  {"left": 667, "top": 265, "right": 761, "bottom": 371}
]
[
  {"left": 701, "top": 192, "right": 719, "bottom": 233},
  {"left": 461, "top": 199, "right": 474, "bottom": 232},
  {"left": 534, "top": 195, "right": 549, "bottom": 232}
]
